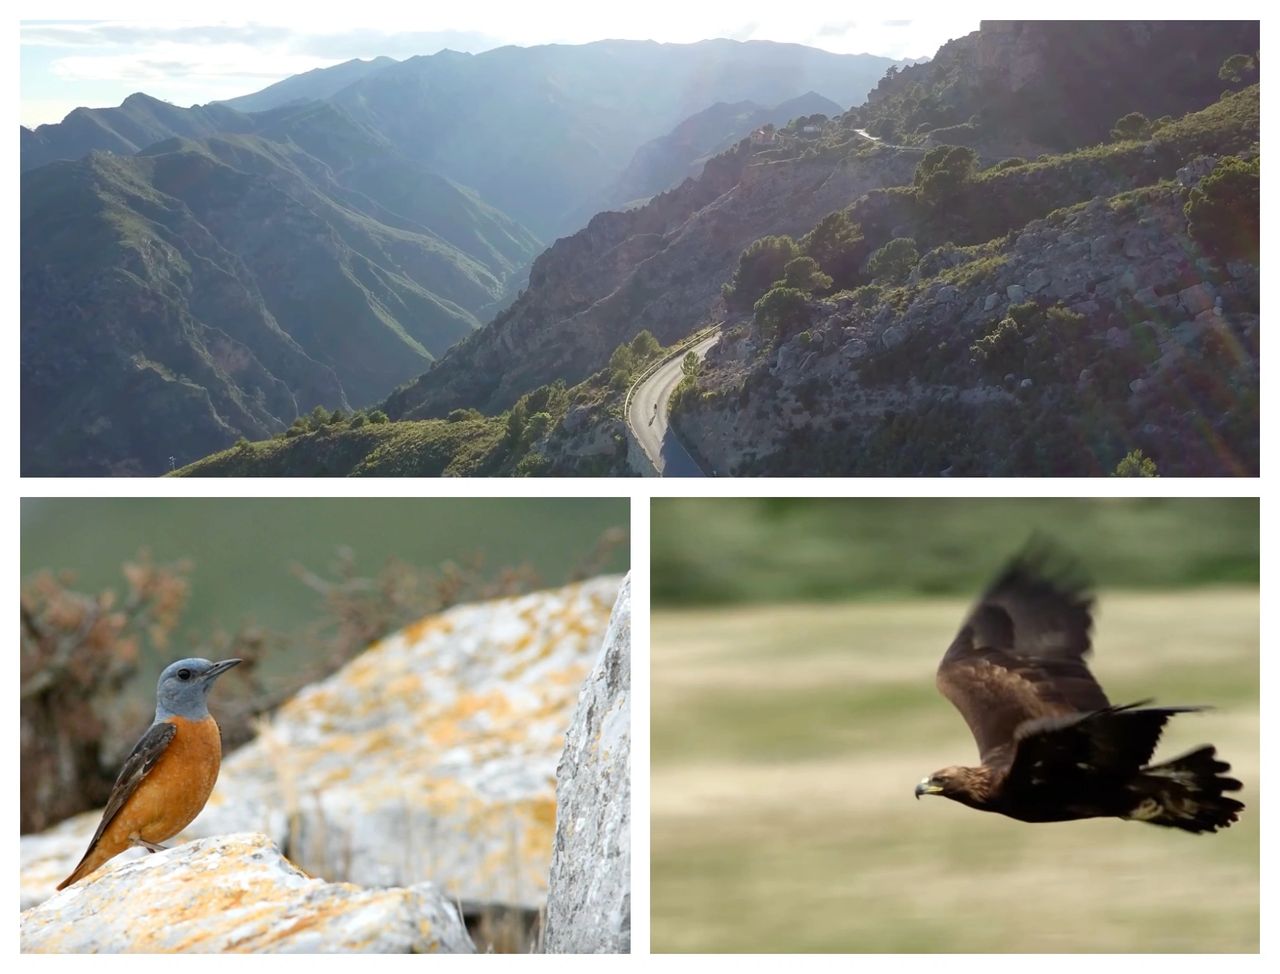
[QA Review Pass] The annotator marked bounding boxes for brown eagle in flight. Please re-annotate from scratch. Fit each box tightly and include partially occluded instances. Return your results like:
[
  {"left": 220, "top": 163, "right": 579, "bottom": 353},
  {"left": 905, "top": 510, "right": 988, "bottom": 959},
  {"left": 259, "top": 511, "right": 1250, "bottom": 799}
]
[{"left": 915, "top": 541, "right": 1243, "bottom": 833}]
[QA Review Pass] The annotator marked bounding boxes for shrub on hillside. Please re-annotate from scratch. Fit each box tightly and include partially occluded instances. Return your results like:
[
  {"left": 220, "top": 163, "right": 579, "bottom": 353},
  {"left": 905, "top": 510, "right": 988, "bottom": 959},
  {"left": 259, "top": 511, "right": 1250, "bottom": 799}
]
[
  {"left": 782, "top": 256, "right": 833, "bottom": 294},
  {"left": 753, "top": 286, "right": 810, "bottom": 342},
  {"left": 864, "top": 237, "right": 919, "bottom": 285},
  {"left": 1111, "top": 111, "right": 1153, "bottom": 141},
  {"left": 1184, "top": 155, "right": 1259, "bottom": 263},
  {"left": 799, "top": 210, "right": 866, "bottom": 287},
  {"left": 913, "top": 145, "right": 976, "bottom": 204},
  {"left": 722, "top": 235, "right": 801, "bottom": 311}
]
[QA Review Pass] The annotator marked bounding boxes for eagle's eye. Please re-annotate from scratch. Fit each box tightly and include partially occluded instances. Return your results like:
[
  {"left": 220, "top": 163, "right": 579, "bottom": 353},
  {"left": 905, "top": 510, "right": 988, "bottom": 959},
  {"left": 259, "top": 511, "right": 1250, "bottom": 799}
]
[{"left": 177, "top": 668, "right": 192, "bottom": 681}]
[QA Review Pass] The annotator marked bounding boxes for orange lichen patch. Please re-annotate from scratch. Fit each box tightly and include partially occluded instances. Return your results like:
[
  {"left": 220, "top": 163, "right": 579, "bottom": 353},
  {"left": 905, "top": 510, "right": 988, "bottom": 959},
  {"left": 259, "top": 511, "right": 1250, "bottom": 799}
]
[
  {"left": 519, "top": 799, "right": 557, "bottom": 878},
  {"left": 250, "top": 889, "right": 385, "bottom": 950},
  {"left": 421, "top": 777, "right": 482, "bottom": 817},
  {"left": 543, "top": 662, "right": 591, "bottom": 688},
  {"left": 317, "top": 765, "right": 353, "bottom": 786},
  {"left": 401, "top": 614, "right": 456, "bottom": 646},
  {"left": 383, "top": 672, "right": 423, "bottom": 700},
  {"left": 424, "top": 690, "right": 517, "bottom": 748},
  {"left": 469, "top": 799, "right": 558, "bottom": 896}
]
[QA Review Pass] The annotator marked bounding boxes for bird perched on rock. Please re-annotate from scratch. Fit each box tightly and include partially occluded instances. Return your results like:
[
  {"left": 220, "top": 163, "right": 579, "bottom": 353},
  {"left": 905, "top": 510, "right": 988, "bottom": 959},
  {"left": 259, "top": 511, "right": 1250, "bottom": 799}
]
[
  {"left": 915, "top": 541, "right": 1243, "bottom": 833},
  {"left": 57, "top": 658, "right": 241, "bottom": 890}
]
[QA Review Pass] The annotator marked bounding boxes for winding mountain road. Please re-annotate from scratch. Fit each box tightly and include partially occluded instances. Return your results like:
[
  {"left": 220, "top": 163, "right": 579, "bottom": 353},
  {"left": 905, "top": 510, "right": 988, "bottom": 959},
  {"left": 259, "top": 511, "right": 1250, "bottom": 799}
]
[{"left": 627, "top": 331, "right": 720, "bottom": 476}]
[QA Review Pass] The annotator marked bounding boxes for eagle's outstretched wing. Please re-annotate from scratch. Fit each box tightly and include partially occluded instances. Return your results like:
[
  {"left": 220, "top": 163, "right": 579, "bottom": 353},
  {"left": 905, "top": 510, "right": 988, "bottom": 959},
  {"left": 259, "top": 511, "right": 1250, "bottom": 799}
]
[
  {"left": 1004, "top": 702, "right": 1205, "bottom": 788},
  {"left": 936, "top": 539, "right": 1110, "bottom": 766}
]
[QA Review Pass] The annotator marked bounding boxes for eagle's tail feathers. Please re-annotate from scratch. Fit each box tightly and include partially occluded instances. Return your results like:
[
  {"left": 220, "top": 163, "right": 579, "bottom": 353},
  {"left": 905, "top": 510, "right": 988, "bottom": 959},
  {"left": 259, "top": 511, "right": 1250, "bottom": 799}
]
[{"left": 1127, "top": 745, "right": 1244, "bottom": 833}]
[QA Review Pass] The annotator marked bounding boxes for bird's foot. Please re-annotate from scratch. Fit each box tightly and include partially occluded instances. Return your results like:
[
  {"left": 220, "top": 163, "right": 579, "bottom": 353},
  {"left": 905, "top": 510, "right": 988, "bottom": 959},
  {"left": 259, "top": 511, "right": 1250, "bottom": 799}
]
[{"left": 131, "top": 837, "right": 170, "bottom": 854}]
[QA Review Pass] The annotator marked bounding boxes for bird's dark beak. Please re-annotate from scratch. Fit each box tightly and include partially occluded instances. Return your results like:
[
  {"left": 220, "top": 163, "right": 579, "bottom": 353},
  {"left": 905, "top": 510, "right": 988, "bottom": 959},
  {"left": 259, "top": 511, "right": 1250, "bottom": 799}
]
[
  {"left": 202, "top": 658, "right": 243, "bottom": 682},
  {"left": 916, "top": 777, "right": 942, "bottom": 800}
]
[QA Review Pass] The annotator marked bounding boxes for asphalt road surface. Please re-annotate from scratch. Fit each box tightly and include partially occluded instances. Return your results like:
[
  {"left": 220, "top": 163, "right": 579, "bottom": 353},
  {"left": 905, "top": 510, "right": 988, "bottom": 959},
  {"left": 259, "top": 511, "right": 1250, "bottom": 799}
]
[{"left": 628, "top": 332, "right": 721, "bottom": 476}]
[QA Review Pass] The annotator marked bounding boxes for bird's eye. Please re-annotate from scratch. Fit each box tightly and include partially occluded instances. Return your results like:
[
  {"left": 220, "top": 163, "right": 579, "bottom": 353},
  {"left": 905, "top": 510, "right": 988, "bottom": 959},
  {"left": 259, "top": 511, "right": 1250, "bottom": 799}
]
[{"left": 177, "top": 669, "right": 192, "bottom": 681}]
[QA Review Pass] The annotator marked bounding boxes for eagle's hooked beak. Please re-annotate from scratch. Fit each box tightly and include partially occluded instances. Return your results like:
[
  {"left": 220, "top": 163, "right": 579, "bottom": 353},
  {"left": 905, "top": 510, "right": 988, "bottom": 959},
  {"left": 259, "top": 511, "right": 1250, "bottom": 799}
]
[{"left": 915, "top": 777, "right": 943, "bottom": 799}]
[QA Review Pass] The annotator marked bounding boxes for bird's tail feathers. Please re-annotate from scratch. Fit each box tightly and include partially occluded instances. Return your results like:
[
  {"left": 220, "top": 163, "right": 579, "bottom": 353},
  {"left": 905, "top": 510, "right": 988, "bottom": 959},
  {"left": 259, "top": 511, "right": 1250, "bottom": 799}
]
[{"left": 1127, "top": 745, "right": 1244, "bottom": 833}]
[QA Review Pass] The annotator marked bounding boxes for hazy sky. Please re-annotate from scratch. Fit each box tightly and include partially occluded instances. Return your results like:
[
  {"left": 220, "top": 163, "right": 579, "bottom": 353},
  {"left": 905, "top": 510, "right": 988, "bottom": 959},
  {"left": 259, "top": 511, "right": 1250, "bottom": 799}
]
[{"left": 20, "top": 4, "right": 982, "bottom": 127}]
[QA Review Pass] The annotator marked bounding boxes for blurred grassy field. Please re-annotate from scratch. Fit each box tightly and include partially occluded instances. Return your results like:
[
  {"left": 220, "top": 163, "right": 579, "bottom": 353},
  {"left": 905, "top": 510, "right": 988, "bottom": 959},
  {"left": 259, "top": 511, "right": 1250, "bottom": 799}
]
[
  {"left": 651, "top": 588, "right": 1259, "bottom": 952},
  {"left": 652, "top": 498, "right": 1258, "bottom": 606}
]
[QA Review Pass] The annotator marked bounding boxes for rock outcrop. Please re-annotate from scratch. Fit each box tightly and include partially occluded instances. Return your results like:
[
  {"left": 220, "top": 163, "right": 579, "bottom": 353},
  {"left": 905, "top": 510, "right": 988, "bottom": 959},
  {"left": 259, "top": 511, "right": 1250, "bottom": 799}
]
[
  {"left": 680, "top": 152, "right": 1258, "bottom": 476},
  {"left": 543, "top": 574, "right": 632, "bottom": 953},
  {"left": 21, "top": 577, "right": 624, "bottom": 914},
  {"left": 859, "top": 21, "right": 1259, "bottom": 153},
  {"left": 21, "top": 833, "right": 474, "bottom": 953}
]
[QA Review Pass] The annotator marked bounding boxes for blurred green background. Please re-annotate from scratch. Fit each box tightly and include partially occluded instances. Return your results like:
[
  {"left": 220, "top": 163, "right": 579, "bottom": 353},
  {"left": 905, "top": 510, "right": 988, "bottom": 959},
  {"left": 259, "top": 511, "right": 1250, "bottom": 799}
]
[
  {"left": 22, "top": 496, "right": 628, "bottom": 654},
  {"left": 651, "top": 497, "right": 1258, "bottom": 952},
  {"left": 653, "top": 497, "right": 1259, "bottom": 605}
]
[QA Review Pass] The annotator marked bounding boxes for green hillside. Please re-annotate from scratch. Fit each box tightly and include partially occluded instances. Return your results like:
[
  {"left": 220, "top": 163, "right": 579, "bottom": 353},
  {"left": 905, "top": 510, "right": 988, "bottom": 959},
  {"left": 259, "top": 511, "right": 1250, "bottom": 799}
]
[{"left": 22, "top": 115, "right": 542, "bottom": 475}]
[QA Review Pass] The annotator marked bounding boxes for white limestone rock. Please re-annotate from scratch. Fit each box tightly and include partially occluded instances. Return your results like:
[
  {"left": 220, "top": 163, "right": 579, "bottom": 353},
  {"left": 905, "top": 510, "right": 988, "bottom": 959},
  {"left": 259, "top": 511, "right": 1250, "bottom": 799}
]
[
  {"left": 543, "top": 575, "right": 631, "bottom": 954},
  {"left": 21, "top": 833, "right": 474, "bottom": 953}
]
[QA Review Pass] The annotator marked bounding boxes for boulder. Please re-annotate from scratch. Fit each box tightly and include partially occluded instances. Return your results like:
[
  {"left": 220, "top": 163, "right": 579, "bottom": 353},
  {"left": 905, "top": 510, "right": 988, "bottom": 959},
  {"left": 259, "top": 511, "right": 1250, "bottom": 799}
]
[
  {"left": 1048, "top": 269, "right": 1090, "bottom": 300},
  {"left": 1006, "top": 284, "right": 1027, "bottom": 302},
  {"left": 1105, "top": 326, "right": 1130, "bottom": 348},
  {"left": 562, "top": 404, "right": 591, "bottom": 433},
  {"left": 21, "top": 833, "right": 474, "bottom": 953},
  {"left": 1176, "top": 156, "right": 1218, "bottom": 187},
  {"left": 935, "top": 285, "right": 960, "bottom": 304},
  {"left": 1123, "top": 231, "right": 1148, "bottom": 258},
  {"left": 1179, "top": 283, "right": 1216, "bottom": 316},
  {"left": 983, "top": 292, "right": 1001, "bottom": 312},
  {"left": 880, "top": 324, "right": 908, "bottom": 350},
  {"left": 543, "top": 575, "right": 631, "bottom": 954},
  {"left": 1024, "top": 268, "right": 1050, "bottom": 293},
  {"left": 21, "top": 578, "right": 624, "bottom": 912},
  {"left": 1090, "top": 234, "right": 1118, "bottom": 259}
]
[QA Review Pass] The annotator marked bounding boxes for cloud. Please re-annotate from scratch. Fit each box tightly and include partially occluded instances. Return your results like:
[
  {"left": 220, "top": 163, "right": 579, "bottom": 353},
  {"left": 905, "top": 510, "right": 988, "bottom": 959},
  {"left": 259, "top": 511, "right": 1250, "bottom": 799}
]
[
  {"left": 22, "top": 22, "right": 294, "bottom": 48},
  {"left": 51, "top": 48, "right": 342, "bottom": 84},
  {"left": 817, "top": 21, "right": 858, "bottom": 38}
]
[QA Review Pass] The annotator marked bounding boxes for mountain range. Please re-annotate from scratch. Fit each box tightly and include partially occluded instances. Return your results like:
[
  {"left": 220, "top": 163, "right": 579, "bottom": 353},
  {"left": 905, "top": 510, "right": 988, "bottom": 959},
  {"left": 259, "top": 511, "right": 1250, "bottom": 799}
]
[
  {"left": 168, "top": 19, "right": 1258, "bottom": 478},
  {"left": 22, "top": 38, "right": 900, "bottom": 475}
]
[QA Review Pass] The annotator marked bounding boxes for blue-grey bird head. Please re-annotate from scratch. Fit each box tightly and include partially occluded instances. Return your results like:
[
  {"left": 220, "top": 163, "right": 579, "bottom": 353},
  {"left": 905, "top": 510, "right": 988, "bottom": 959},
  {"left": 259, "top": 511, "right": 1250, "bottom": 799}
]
[{"left": 154, "top": 658, "right": 241, "bottom": 721}]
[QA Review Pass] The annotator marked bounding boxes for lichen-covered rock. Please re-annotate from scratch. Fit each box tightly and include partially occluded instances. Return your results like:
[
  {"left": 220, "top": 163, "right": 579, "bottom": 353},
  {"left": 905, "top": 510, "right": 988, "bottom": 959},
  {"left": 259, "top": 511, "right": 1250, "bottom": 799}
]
[
  {"left": 22, "top": 577, "right": 623, "bottom": 911},
  {"left": 21, "top": 833, "right": 473, "bottom": 953},
  {"left": 543, "top": 575, "right": 631, "bottom": 954}
]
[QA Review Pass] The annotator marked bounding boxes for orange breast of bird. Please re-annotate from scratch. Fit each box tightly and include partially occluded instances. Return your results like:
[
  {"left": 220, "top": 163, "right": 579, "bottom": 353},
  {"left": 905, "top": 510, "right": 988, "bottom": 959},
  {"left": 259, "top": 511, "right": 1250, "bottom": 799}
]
[
  {"left": 118, "top": 714, "right": 224, "bottom": 843},
  {"left": 68, "top": 715, "right": 223, "bottom": 882}
]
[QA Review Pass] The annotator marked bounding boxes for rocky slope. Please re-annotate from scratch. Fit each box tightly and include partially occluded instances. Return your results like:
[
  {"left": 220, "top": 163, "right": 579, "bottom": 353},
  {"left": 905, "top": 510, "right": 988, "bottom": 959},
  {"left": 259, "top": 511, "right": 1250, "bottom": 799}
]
[
  {"left": 854, "top": 20, "right": 1259, "bottom": 152},
  {"left": 676, "top": 90, "right": 1259, "bottom": 476}
]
